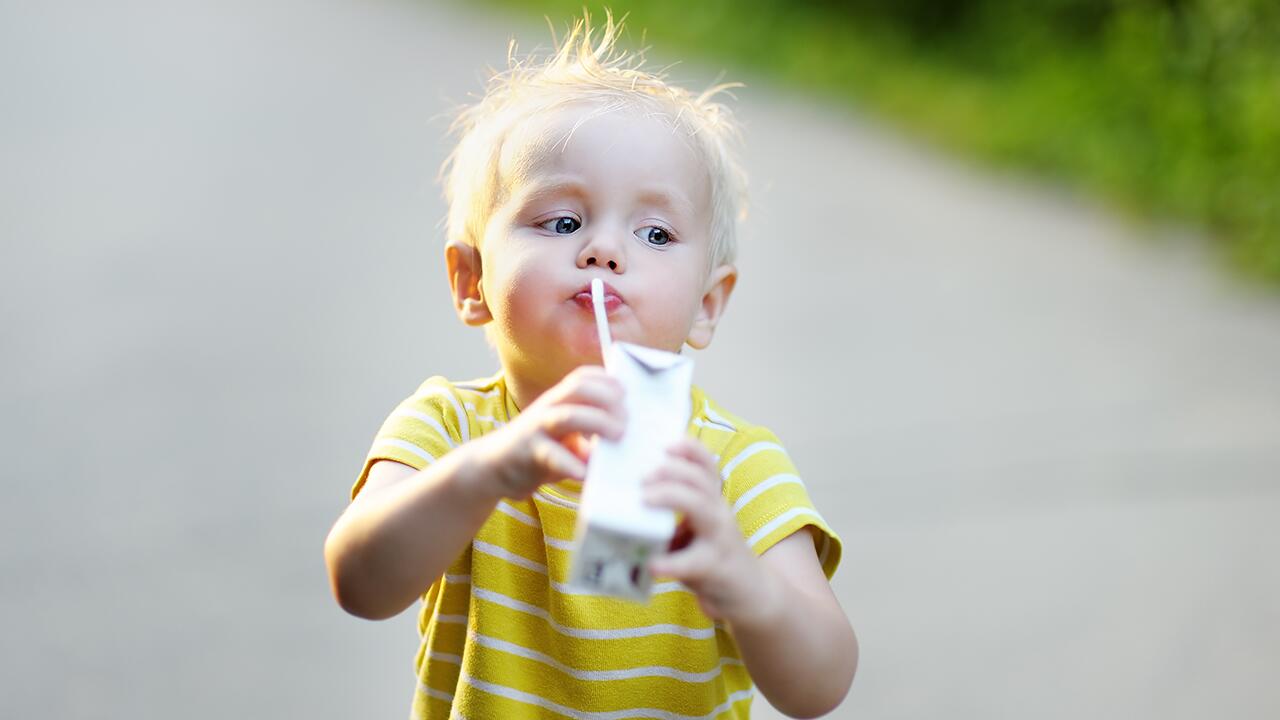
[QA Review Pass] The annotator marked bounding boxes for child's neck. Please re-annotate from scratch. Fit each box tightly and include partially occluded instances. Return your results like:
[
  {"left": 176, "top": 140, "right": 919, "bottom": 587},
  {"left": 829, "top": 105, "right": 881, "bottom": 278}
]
[
  {"left": 502, "top": 370, "right": 551, "bottom": 415},
  {"left": 503, "top": 356, "right": 610, "bottom": 414}
]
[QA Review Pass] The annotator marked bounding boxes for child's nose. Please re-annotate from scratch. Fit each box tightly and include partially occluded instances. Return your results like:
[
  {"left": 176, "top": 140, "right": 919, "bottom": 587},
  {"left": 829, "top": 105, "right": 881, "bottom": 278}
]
[{"left": 576, "top": 231, "right": 626, "bottom": 273}]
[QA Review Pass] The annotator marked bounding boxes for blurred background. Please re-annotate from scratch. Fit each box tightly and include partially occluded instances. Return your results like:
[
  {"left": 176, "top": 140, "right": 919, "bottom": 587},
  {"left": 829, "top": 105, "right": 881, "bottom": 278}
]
[{"left": 2, "top": 1, "right": 1278, "bottom": 718}]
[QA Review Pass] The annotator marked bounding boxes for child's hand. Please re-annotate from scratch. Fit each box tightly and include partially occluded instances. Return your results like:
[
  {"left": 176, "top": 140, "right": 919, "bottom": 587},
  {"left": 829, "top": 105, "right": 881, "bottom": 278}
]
[
  {"left": 643, "top": 438, "right": 775, "bottom": 623},
  {"left": 479, "top": 366, "right": 626, "bottom": 499}
]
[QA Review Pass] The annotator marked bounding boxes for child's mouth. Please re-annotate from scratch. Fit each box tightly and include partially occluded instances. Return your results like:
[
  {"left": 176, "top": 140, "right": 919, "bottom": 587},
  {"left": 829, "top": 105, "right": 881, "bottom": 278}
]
[
  {"left": 573, "top": 291, "right": 622, "bottom": 314},
  {"left": 573, "top": 282, "right": 624, "bottom": 314}
]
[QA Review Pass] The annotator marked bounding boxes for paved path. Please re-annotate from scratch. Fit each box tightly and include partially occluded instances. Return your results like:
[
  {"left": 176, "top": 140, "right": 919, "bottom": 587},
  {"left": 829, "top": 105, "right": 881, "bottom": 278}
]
[{"left": 3, "top": 1, "right": 1278, "bottom": 718}]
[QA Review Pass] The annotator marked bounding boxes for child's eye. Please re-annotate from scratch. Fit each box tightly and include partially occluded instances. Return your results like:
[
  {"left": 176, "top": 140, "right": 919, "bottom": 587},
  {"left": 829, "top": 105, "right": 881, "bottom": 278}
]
[
  {"left": 539, "top": 216, "right": 581, "bottom": 234},
  {"left": 637, "top": 226, "right": 673, "bottom": 246}
]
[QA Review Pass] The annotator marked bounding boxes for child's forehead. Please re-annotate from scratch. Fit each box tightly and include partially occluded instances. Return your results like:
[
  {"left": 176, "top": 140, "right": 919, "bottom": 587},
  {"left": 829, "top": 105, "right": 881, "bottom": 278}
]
[
  {"left": 496, "top": 108, "right": 573, "bottom": 186},
  {"left": 496, "top": 104, "right": 703, "bottom": 191}
]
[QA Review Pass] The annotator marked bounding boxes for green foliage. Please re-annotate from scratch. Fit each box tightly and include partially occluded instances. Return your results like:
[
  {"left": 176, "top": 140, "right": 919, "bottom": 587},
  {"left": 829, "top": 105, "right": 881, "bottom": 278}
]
[{"left": 476, "top": 0, "right": 1280, "bottom": 281}]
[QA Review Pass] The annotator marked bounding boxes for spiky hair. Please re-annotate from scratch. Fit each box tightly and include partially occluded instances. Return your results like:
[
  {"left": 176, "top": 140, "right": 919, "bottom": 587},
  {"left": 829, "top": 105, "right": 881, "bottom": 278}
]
[{"left": 440, "top": 11, "right": 747, "bottom": 267}]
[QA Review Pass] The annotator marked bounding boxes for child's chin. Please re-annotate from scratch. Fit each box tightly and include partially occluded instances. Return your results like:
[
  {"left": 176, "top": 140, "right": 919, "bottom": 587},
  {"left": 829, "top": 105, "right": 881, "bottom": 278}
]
[
  {"left": 570, "top": 343, "right": 608, "bottom": 368},
  {"left": 558, "top": 328, "right": 609, "bottom": 363}
]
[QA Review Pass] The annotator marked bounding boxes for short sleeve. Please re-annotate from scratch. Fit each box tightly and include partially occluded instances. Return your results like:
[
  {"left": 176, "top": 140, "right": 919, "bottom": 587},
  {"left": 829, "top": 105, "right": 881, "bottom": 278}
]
[
  {"left": 718, "top": 426, "right": 842, "bottom": 579},
  {"left": 350, "top": 376, "right": 471, "bottom": 499}
]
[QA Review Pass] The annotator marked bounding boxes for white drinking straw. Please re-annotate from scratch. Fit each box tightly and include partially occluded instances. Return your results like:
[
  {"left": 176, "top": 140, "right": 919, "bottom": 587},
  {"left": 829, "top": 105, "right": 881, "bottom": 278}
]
[{"left": 591, "top": 278, "right": 613, "bottom": 364}]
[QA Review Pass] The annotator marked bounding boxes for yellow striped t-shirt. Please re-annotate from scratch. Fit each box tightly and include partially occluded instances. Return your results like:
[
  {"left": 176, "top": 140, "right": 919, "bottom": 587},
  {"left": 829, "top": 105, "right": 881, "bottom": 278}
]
[{"left": 352, "top": 373, "right": 842, "bottom": 719}]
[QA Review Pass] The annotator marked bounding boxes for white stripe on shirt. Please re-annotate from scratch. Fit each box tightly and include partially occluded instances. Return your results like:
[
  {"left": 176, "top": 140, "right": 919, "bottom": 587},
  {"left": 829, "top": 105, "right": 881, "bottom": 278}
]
[
  {"left": 459, "top": 674, "right": 753, "bottom": 720},
  {"left": 472, "top": 540, "right": 547, "bottom": 574},
  {"left": 390, "top": 407, "right": 457, "bottom": 447},
  {"left": 373, "top": 438, "right": 436, "bottom": 464},
  {"left": 496, "top": 501, "right": 539, "bottom": 527},
  {"left": 471, "top": 631, "right": 728, "bottom": 683},
  {"left": 464, "top": 402, "right": 505, "bottom": 426},
  {"left": 731, "top": 473, "right": 805, "bottom": 514},
  {"left": 472, "top": 586, "right": 715, "bottom": 640},
  {"left": 535, "top": 488, "right": 580, "bottom": 510},
  {"left": 692, "top": 418, "right": 734, "bottom": 432},
  {"left": 415, "top": 386, "right": 471, "bottom": 444},
  {"left": 494, "top": 501, "right": 576, "bottom": 550},
  {"left": 427, "top": 651, "right": 463, "bottom": 665},
  {"left": 747, "top": 507, "right": 825, "bottom": 549},
  {"left": 702, "top": 401, "right": 738, "bottom": 432},
  {"left": 720, "top": 441, "right": 787, "bottom": 480},
  {"left": 418, "top": 681, "right": 455, "bottom": 703}
]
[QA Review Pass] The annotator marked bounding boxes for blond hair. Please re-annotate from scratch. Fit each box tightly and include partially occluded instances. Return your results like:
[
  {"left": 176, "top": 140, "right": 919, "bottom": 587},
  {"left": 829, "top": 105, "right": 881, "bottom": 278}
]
[{"left": 440, "top": 12, "right": 747, "bottom": 267}]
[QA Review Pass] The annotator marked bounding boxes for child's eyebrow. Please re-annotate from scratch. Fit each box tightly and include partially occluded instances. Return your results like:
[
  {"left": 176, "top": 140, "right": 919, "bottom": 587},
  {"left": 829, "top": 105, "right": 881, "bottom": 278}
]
[
  {"left": 514, "top": 178, "right": 696, "bottom": 218},
  {"left": 635, "top": 187, "right": 695, "bottom": 218},
  {"left": 517, "top": 178, "right": 590, "bottom": 206}
]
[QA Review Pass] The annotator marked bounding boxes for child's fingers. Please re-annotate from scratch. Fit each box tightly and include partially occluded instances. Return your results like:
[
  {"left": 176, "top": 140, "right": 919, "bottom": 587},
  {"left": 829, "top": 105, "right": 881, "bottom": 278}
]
[
  {"left": 651, "top": 453, "right": 720, "bottom": 495},
  {"left": 530, "top": 435, "right": 587, "bottom": 481},
  {"left": 649, "top": 538, "right": 718, "bottom": 582},
  {"left": 667, "top": 437, "right": 719, "bottom": 477},
  {"left": 560, "top": 381, "right": 626, "bottom": 418},
  {"left": 539, "top": 405, "right": 625, "bottom": 442},
  {"left": 643, "top": 477, "right": 722, "bottom": 536},
  {"left": 563, "top": 432, "right": 594, "bottom": 462},
  {"left": 544, "top": 367, "right": 625, "bottom": 413},
  {"left": 560, "top": 363, "right": 614, "bottom": 385}
]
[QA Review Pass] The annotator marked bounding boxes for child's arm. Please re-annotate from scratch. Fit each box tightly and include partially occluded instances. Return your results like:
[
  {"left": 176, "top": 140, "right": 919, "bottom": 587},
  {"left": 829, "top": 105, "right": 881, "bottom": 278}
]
[
  {"left": 644, "top": 439, "right": 857, "bottom": 719},
  {"left": 324, "top": 366, "right": 625, "bottom": 620}
]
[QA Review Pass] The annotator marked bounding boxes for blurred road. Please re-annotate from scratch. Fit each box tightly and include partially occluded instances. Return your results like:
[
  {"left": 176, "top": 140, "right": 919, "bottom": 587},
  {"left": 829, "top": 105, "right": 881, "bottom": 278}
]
[{"left": 3, "top": 1, "right": 1279, "bottom": 718}]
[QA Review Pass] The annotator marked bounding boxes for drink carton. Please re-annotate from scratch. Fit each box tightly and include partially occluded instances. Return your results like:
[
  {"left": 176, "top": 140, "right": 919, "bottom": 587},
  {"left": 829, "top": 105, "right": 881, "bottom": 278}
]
[{"left": 567, "top": 341, "right": 692, "bottom": 601}]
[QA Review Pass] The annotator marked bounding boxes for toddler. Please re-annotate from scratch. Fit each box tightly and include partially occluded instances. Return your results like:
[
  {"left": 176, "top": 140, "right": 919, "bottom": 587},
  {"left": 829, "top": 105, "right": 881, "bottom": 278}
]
[{"left": 324, "top": 14, "right": 857, "bottom": 719}]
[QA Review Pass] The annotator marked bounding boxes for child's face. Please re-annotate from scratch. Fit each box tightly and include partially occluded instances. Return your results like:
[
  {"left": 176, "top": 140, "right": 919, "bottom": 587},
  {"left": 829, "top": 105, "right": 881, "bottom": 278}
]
[{"left": 457, "top": 107, "right": 734, "bottom": 396}]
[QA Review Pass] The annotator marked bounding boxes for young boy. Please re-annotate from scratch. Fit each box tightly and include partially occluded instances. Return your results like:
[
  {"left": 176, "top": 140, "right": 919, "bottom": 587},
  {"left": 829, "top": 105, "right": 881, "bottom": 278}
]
[{"left": 324, "top": 15, "right": 857, "bottom": 719}]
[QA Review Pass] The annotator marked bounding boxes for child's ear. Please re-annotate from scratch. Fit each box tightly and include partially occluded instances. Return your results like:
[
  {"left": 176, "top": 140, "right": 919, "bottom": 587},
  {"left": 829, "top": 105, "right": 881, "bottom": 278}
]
[
  {"left": 445, "top": 241, "right": 492, "bottom": 326},
  {"left": 686, "top": 264, "right": 737, "bottom": 350}
]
